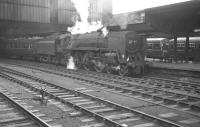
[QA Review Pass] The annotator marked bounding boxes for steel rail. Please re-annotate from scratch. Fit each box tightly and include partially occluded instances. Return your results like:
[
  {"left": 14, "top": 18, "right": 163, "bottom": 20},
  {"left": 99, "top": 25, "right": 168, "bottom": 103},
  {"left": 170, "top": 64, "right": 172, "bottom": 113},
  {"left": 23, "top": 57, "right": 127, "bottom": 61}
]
[
  {"left": 1, "top": 65, "right": 200, "bottom": 111},
  {"left": 0, "top": 72, "right": 128, "bottom": 127},
  {"left": 1, "top": 63, "right": 200, "bottom": 117},
  {"left": 0, "top": 66, "right": 184, "bottom": 127},
  {"left": 2, "top": 60, "right": 200, "bottom": 86},
  {"left": 4, "top": 64, "right": 200, "bottom": 112},
  {"left": 1, "top": 65, "right": 199, "bottom": 100},
  {"left": 11, "top": 61, "right": 200, "bottom": 91},
  {"left": 0, "top": 90, "right": 51, "bottom": 127}
]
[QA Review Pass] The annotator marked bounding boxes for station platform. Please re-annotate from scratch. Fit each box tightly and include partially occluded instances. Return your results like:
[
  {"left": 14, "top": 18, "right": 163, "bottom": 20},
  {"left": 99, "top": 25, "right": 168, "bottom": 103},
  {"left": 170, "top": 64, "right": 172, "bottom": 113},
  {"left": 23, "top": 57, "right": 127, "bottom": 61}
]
[{"left": 147, "top": 61, "right": 200, "bottom": 72}]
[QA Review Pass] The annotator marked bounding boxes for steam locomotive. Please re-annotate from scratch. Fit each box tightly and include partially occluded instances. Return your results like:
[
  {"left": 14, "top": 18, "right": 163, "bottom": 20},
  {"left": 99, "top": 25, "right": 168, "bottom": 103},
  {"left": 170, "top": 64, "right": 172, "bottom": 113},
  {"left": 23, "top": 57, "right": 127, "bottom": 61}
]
[
  {"left": 4, "top": 31, "right": 146, "bottom": 76},
  {"left": 146, "top": 37, "right": 200, "bottom": 61}
]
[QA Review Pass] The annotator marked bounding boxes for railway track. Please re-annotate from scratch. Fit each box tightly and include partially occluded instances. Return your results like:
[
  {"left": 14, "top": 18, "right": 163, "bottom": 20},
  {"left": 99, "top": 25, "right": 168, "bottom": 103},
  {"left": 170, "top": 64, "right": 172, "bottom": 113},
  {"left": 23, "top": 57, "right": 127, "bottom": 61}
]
[
  {"left": 0, "top": 87, "right": 51, "bottom": 127},
  {"left": 149, "top": 66, "right": 200, "bottom": 79},
  {"left": 3, "top": 61, "right": 200, "bottom": 118},
  {"left": 0, "top": 66, "right": 185, "bottom": 127}
]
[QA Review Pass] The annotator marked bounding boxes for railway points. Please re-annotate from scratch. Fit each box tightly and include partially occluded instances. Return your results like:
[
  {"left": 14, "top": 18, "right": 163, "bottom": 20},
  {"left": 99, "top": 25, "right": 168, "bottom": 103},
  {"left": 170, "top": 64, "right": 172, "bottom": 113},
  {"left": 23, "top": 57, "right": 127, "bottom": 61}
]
[
  {"left": 0, "top": 73, "right": 103, "bottom": 127},
  {"left": 0, "top": 68, "right": 171, "bottom": 127},
  {"left": 0, "top": 61, "right": 200, "bottom": 126},
  {"left": 0, "top": 86, "right": 53, "bottom": 127}
]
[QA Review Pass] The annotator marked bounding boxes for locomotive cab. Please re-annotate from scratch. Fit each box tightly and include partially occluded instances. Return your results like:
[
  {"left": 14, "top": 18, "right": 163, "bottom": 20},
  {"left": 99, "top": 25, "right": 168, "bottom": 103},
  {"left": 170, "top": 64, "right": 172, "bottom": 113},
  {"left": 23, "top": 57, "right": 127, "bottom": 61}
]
[{"left": 55, "top": 34, "right": 71, "bottom": 53}]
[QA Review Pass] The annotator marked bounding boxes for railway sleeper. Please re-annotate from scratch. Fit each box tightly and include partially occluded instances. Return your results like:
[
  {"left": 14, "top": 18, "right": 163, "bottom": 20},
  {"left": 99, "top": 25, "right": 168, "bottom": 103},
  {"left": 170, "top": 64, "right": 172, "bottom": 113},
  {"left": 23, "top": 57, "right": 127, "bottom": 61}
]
[
  {"left": 191, "top": 105, "right": 200, "bottom": 111},
  {"left": 1, "top": 121, "right": 36, "bottom": 127},
  {"left": 0, "top": 116, "right": 29, "bottom": 125},
  {"left": 0, "top": 66, "right": 195, "bottom": 127}
]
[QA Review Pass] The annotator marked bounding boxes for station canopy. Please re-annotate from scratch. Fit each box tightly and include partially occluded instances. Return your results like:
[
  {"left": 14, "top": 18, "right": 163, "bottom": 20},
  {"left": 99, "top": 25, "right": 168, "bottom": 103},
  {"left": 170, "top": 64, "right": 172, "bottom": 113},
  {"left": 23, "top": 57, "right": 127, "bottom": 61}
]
[{"left": 108, "top": 0, "right": 200, "bottom": 37}]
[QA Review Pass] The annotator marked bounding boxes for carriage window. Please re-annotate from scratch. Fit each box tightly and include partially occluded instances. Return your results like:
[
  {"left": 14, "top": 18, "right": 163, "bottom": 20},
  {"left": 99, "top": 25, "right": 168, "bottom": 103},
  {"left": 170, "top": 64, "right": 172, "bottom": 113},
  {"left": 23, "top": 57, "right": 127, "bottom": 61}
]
[
  {"left": 189, "top": 43, "right": 195, "bottom": 48},
  {"left": 25, "top": 43, "right": 29, "bottom": 48},
  {"left": 10, "top": 42, "right": 12, "bottom": 48},
  {"left": 17, "top": 42, "right": 19, "bottom": 48},
  {"left": 148, "top": 44, "right": 153, "bottom": 49},
  {"left": 177, "top": 43, "right": 183, "bottom": 47},
  {"left": 20, "top": 42, "right": 23, "bottom": 48},
  {"left": 9, "top": 42, "right": 12, "bottom": 48},
  {"left": 154, "top": 44, "right": 160, "bottom": 49},
  {"left": 20, "top": 42, "right": 24, "bottom": 48},
  {"left": 13, "top": 42, "right": 16, "bottom": 48},
  {"left": 13, "top": 43, "right": 14, "bottom": 48},
  {"left": 16, "top": 42, "right": 19, "bottom": 48}
]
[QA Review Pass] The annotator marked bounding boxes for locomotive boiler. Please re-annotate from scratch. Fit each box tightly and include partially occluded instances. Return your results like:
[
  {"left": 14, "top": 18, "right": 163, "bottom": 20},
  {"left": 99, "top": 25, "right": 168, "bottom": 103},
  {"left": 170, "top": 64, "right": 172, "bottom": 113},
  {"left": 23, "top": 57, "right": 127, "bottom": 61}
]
[
  {"left": 67, "top": 31, "right": 146, "bottom": 75},
  {"left": 4, "top": 31, "right": 146, "bottom": 76}
]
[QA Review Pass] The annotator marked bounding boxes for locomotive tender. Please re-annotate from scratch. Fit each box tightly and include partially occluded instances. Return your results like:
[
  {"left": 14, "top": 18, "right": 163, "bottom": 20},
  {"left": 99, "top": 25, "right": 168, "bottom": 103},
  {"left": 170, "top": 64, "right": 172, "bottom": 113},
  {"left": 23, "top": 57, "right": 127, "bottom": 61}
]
[
  {"left": 5, "top": 33, "right": 70, "bottom": 65},
  {"left": 4, "top": 31, "right": 146, "bottom": 76}
]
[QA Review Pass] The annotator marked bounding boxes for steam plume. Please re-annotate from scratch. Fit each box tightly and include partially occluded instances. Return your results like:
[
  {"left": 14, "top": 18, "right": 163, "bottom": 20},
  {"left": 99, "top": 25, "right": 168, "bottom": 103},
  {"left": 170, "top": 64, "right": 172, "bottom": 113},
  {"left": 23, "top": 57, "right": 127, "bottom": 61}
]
[{"left": 69, "top": 0, "right": 103, "bottom": 34}]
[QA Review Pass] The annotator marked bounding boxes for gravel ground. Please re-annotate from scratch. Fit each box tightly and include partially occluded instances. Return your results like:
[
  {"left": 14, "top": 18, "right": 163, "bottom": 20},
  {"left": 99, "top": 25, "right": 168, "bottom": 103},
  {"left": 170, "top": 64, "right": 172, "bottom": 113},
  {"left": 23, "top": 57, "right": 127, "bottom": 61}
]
[
  {"left": 148, "top": 71, "right": 200, "bottom": 84},
  {"left": 0, "top": 77, "right": 85, "bottom": 127},
  {"left": 0, "top": 63, "right": 153, "bottom": 108},
  {"left": 148, "top": 62, "right": 200, "bottom": 72},
  {"left": 147, "top": 62, "right": 200, "bottom": 84},
  {"left": 1, "top": 63, "right": 200, "bottom": 127}
]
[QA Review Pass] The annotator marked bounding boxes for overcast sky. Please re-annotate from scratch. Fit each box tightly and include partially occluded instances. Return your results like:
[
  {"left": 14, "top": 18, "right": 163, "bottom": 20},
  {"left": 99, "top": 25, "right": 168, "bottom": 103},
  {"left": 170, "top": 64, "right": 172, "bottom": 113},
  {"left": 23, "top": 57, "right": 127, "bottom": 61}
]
[{"left": 113, "top": 0, "right": 191, "bottom": 14}]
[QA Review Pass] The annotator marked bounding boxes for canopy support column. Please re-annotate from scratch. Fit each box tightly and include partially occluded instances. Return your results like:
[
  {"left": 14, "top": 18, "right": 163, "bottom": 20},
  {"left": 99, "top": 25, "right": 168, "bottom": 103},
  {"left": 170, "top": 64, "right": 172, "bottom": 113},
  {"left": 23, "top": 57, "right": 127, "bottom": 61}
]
[
  {"left": 185, "top": 36, "right": 189, "bottom": 62},
  {"left": 173, "top": 36, "right": 177, "bottom": 62}
]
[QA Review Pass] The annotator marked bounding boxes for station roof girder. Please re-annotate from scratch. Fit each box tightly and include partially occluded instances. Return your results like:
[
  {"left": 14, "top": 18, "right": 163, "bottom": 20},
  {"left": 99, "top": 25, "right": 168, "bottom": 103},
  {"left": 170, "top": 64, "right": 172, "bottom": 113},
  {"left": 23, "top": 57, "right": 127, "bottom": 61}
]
[
  {"left": 145, "top": 0, "right": 200, "bottom": 36},
  {"left": 108, "top": 1, "right": 200, "bottom": 37}
]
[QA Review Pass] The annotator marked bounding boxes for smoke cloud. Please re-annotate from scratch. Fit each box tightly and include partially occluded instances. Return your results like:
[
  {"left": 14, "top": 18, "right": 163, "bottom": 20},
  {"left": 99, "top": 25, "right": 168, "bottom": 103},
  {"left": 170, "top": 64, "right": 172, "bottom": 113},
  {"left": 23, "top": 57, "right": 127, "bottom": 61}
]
[{"left": 68, "top": 0, "right": 103, "bottom": 34}]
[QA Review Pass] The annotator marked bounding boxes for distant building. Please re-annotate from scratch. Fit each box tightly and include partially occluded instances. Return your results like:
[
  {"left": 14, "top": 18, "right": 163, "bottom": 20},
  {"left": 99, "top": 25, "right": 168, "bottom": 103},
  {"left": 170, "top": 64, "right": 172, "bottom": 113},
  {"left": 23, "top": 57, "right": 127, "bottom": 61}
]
[
  {"left": 88, "top": 0, "right": 112, "bottom": 25},
  {"left": 0, "top": 0, "right": 77, "bottom": 37}
]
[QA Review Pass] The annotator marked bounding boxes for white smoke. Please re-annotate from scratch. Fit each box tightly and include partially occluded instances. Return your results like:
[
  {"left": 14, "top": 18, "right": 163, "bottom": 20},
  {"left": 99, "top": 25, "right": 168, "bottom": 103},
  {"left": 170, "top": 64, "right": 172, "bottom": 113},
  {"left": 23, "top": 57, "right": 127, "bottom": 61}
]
[
  {"left": 69, "top": 0, "right": 103, "bottom": 34},
  {"left": 102, "top": 27, "right": 109, "bottom": 37}
]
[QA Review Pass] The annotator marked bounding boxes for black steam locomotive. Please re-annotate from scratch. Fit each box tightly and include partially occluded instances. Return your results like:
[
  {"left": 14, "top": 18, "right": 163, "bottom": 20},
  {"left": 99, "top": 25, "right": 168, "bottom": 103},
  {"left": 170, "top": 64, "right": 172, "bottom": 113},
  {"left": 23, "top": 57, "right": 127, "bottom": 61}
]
[{"left": 4, "top": 31, "right": 146, "bottom": 75}]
